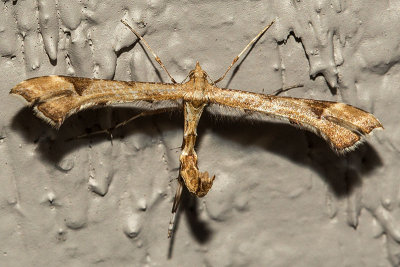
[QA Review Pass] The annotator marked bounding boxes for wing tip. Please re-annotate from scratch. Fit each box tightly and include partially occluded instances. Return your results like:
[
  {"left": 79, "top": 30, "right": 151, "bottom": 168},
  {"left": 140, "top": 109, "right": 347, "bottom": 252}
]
[
  {"left": 11, "top": 90, "right": 62, "bottom": 129},
  {"left": 332, "top": 126, "right": 383, "bottom": 154},
  {"left": 32, "top": 106, "right": 62, "bottom": 129}
]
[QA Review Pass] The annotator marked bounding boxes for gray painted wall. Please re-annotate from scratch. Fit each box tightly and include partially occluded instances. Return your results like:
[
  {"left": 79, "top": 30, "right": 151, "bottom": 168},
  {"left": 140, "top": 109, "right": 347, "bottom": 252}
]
[{"left": 0, "top": 0, "right": 397, "bottom": 266}]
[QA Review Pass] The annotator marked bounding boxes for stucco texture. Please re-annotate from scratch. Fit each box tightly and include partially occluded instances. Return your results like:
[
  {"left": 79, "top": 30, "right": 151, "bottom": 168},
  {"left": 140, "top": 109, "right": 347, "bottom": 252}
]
[{"left": 0, "top": 1, "right": 398, "bottom": 266}]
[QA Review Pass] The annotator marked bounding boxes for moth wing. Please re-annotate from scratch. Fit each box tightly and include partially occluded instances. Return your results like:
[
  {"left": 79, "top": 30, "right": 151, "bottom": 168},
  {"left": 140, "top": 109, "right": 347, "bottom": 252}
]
[
  {"left": 208, "top": 87, "right": 382, "bottom": 152},
  {"left": 11, "top": 76, "right": 184, "bottom": 128}
]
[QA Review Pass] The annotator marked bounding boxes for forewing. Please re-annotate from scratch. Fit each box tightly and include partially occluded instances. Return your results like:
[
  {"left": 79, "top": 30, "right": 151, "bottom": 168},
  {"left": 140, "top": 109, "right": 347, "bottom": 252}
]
[
  {"left": 11, "top": 76, "right": 184, "bottom": 128},
  {"left": 208, "top": 87, "right": 383, "bottom": 152}
]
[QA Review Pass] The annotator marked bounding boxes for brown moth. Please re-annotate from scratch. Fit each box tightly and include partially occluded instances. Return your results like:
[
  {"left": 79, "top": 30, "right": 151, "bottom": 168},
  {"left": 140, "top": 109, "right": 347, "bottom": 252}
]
[{"left": 10, "top": 20, "right": 382, "bottom": 237}]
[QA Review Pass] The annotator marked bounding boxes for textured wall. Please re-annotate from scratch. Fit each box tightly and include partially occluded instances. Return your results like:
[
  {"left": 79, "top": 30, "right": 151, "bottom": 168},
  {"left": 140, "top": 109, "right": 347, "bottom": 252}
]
[{"left": 0, "top": 0, "right": 398, "bottom": 266}]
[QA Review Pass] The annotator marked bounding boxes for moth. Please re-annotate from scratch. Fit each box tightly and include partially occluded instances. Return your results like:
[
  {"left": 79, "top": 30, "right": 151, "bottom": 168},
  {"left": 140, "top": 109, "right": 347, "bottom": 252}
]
[{"left": 10, "top": 20, "right": 382, "bottom": 237}]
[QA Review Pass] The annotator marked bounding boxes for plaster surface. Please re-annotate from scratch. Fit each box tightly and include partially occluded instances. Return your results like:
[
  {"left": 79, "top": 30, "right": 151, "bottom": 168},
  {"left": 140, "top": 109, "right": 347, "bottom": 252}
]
[{"left": 0, "top": 0, "right": 398, "bottom": 266}]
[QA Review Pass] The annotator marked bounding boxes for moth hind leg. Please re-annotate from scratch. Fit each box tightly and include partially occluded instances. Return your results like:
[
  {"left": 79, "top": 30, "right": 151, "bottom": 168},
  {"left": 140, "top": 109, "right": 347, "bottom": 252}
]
[
  {"left": 168, "top": 176, "right": 184, "bottom": 238},
  {"left": 272, "top": 84, "right": 304, "bottom": 96},
  {"left": 67, "top": 107, "right": 177, "bottom": 142}
]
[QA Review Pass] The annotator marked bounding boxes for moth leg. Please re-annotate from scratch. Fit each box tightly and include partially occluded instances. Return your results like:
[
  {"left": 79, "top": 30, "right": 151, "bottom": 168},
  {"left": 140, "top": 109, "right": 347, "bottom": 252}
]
[
  {"left": 272, "top": 84, "right": 304, "bottom": 96},
  {"left": 168, "top": 177, "right": 183, "bottom": 238},
  {"left": 213, "top": 20, "right": 275, "bottom": 84},
  {"left": 120, "top": 20, "right": 177, "bottom": 84},
  {"left": 69, "top": 107, "right": 177, "bottom": 141}
]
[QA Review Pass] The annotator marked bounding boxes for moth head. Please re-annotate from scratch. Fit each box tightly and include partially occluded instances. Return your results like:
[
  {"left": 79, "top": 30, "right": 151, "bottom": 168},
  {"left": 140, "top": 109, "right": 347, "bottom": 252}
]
[{"left": 189, "top": 61, "right": 208, "bottom": 80}]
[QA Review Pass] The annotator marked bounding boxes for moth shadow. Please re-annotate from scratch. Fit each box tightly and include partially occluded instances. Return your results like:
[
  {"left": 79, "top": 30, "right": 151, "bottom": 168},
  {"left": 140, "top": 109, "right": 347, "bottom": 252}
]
[
  {"left": 169, "top": 186, "right": 212, "bottom": 257},
  {"left": 200, "top": 114, "right": 382, "bottom": 197},
  {"left": 181, "top": 186, "right": 213, "bottom": 242},
  {"left": 12, "top": 106, "right": 214, "bottom": 246},
  {"left": 10, "top": 106, "right": 182, "bottom": 166},
  {"left": 11, "top": 105, "right": 382, "bottom": 242}
]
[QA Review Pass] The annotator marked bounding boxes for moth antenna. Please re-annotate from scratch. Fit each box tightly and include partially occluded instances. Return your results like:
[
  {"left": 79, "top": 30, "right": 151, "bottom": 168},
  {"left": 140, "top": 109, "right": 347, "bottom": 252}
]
[
  {"left": 121, "top": 19, "right": 177, "bottom": 84},
  {"left": 213, "top": 20, "right": 275, "bottom": 84}
]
